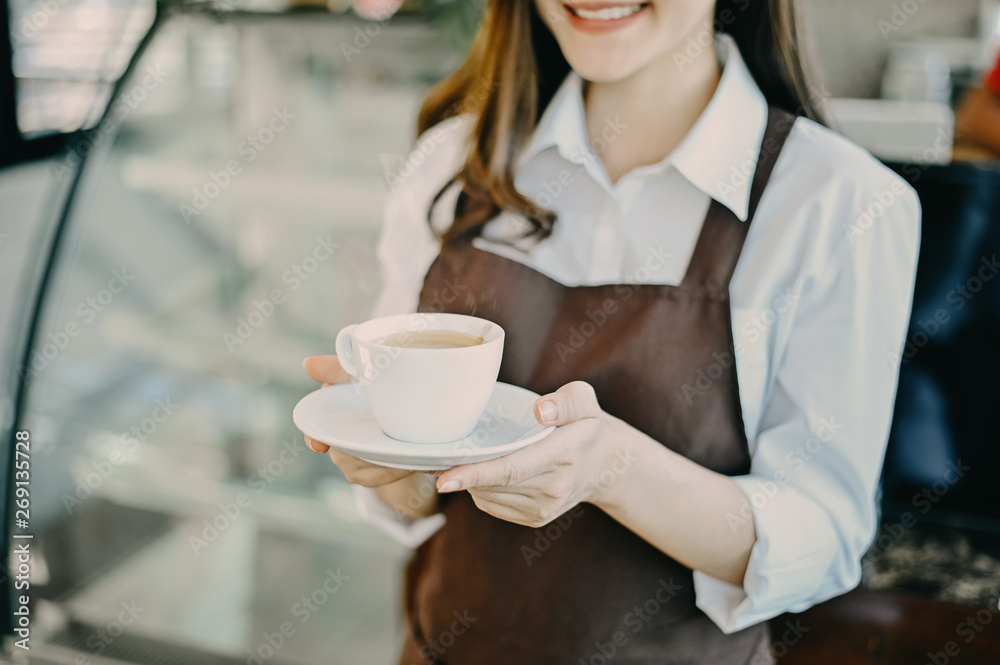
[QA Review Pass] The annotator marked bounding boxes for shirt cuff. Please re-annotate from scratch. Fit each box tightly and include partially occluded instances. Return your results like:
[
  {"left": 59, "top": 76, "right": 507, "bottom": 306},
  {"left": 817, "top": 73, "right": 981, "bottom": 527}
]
[
  {"left": 352, "top": 484, "right": 446, "bottom": 548},
  {"left": 693, "top": 475, "right": 842, "bottom": 634}
]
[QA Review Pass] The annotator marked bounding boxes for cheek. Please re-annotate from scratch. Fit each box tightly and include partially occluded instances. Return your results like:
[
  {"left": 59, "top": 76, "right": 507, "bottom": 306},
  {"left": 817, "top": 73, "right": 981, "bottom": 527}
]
[{"left": 533, "top": 0, "right": 565, "bottom": 30}]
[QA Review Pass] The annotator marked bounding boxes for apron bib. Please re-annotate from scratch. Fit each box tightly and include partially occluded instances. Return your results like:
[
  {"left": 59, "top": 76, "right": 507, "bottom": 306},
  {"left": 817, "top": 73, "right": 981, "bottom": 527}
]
[{"left": 398, "top": 107, "right": 795, "bottom": 665}]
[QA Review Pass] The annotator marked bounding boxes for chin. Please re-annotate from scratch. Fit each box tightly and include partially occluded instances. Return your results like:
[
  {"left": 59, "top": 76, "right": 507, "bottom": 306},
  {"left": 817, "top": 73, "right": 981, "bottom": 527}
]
[{"left": 560, "top": 47, "right": 643, "bottom": 83}]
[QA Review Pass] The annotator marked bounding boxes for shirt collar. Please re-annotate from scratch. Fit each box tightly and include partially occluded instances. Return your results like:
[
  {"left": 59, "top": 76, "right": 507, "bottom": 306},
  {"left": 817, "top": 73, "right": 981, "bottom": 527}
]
[
  {"left": 518, "top": 34, "right": 770, "bottom": 222},
  {"left": 519, "top": 72, "right": 591, "bottom": 169}
]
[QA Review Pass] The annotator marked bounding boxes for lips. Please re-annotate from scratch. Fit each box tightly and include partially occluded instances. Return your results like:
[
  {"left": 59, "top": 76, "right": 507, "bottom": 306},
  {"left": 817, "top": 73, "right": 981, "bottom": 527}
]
[{"left": 562, "top": 2, "right": 650, "bottom": 34}]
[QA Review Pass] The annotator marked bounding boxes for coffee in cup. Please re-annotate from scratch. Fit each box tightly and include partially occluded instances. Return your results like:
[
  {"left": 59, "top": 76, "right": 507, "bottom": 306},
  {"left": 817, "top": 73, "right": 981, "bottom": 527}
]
[
  {"left": 335, "top": 313, "right": 504, "bottom": 443},
  {"left": 375, "top": 329, "right": 485, "bottom": 349}
]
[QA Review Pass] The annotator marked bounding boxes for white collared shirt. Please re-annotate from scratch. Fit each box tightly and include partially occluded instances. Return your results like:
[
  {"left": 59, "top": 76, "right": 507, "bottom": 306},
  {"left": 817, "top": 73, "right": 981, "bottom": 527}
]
[{"left": 357, "top": 35, "right": 921, "bottom": 634}]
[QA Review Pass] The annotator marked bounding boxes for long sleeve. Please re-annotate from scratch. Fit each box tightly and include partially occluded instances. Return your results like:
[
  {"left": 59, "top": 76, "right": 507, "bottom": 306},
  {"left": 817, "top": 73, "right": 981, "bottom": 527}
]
[
  {"left": 694, "top": 168, "right": 922, "bottom": 633},
  {"left": 370, "top": 116, "right": 471, "bottom": 319},
  {"left": 353, "top": 485, "right": 446, "bottom": 548},
  {"left": 353, "top": 115, "right": 472, "bottom": 545}
]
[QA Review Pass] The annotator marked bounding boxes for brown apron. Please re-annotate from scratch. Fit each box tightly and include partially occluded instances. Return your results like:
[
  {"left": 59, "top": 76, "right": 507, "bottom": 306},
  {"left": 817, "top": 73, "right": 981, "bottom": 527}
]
[{"left": 398, "top": 107, "right": 795, "bottom": 665}]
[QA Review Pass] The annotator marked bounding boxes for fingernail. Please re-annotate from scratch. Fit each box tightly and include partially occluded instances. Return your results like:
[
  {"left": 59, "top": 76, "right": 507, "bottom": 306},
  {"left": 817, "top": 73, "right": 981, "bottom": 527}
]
[
  {"left": 538, "top": 400, "right": 558, "bottom": 424},
  {"left": 302, "top": 357, "right": 311, "bottom": 370},
  {"left": 438, "top": 480, "right": 460, "bottom": 493}
]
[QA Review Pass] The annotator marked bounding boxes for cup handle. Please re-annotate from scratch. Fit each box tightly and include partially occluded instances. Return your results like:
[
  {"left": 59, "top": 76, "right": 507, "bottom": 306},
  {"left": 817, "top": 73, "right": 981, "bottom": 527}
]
[{"left": 335, "top": 324, "right": 359, "bottom": 377}]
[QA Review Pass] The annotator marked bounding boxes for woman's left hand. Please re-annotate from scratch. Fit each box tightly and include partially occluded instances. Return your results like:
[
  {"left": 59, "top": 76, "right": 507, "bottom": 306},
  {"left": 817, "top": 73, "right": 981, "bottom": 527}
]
[{"left": 435, "top": 381, "right": 633, "bottom": 528}]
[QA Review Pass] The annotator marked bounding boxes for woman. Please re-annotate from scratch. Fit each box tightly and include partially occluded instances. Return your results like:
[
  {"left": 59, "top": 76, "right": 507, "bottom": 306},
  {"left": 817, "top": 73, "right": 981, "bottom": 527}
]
[{"left": 303, "top": 1, "right": 921, "bottom": 662}]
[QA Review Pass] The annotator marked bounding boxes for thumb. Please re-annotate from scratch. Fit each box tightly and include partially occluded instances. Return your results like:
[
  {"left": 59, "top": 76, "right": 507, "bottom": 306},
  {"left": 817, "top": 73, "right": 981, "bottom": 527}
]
[
  {"left": 302, "top": 355, "right": 352, "bottom": 385},
  {"left": 438, "top": 457, "right": 517, "bottom": 492},
  {"left": 534, "top": 381, "right": 601, "bottom": 426},
  {"left": 304, "top": 435, "right": 330, "bottom": 454}
]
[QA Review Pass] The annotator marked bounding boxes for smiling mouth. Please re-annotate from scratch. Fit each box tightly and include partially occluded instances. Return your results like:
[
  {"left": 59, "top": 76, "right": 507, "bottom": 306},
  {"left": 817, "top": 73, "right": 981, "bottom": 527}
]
[{"left": 564, "top": 2, "right": 650, "bottom": 21}]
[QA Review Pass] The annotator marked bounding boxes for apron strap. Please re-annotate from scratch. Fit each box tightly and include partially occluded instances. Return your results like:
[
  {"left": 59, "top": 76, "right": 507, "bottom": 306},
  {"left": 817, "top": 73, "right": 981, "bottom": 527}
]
[{"left": 681, "top": 106, "right": 797, "bottom": 291}]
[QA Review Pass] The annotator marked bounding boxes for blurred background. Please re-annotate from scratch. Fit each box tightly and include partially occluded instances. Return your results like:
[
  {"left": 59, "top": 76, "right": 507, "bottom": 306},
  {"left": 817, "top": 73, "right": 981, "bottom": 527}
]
[{"left": 0, "top": 0, "right": 999, "bottom": 664}]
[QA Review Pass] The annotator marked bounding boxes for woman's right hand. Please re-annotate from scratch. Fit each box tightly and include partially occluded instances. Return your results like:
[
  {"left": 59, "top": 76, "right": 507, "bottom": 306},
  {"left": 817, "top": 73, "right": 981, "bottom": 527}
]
[{"left": 302, "top": 355, "right": 418, "bottom": 488}]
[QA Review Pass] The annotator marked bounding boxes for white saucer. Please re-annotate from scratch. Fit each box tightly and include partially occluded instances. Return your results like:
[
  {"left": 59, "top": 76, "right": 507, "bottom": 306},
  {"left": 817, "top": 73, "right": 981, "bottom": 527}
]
[{"left": 293, "top": 381, "right": 555, "bottom": 470}]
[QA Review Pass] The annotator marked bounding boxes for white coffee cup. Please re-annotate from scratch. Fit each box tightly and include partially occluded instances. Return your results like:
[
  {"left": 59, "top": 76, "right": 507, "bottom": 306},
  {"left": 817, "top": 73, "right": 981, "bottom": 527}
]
[{"left": 335, "top": 312, "right": 504, "bottom": 443}]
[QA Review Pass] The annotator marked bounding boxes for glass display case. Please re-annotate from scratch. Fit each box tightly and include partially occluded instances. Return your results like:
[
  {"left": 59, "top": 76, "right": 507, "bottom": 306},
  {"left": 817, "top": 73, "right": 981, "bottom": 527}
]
[{"left": 4, "top": 9, "right": 466, "bottom": 663}]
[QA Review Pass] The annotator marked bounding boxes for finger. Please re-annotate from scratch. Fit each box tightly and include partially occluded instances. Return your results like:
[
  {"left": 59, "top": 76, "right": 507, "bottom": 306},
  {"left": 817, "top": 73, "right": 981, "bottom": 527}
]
[
  {"left": 437, "top": 434, "right": 563, "bottom": 492},
  {"left": 466, "top": 491, "right": 532, "bottom": 523},
  {"left": 437, "top": 456, "right": 524, "bottom": 493},
  {"left": 305, "top": 435, "right": 330, "bottom": 454},
  {"left": 465, "top": 482, "right": 537, "bottom": 499},
  {"left": 347, "top": 465, "right": 413, "bottom": 486},
  {"left": 302, "top": 355, "right": 353, "bottom": 385},
  {"left": 534, "top": 380, "right": 601, "bottom": 426},
  {"left": 326, "top": 448, "right": 413, "bottom": 486}
]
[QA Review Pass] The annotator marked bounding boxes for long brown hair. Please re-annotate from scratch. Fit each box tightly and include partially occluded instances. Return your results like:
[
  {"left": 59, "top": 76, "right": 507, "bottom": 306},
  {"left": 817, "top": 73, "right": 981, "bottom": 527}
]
[{"left": 419, "top": 0, "right": 823, "bottom": 244}]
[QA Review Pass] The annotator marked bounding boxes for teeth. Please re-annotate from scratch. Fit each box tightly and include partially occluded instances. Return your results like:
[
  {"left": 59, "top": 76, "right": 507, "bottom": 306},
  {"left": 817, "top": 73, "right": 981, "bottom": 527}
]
[{"left": 572, "top": 4, "right": 644, "bottom": 20}]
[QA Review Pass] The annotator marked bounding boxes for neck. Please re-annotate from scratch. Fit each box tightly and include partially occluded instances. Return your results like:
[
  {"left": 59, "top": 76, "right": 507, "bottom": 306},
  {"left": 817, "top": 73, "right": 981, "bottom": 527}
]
[{"left": 584, "top": 27, "right": 722, "bottom": 184}]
